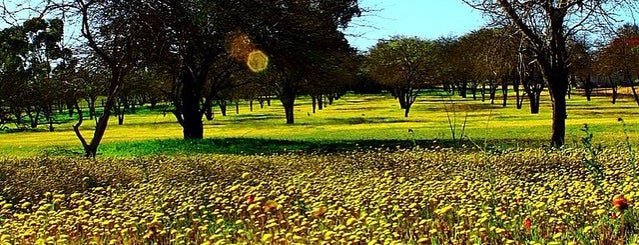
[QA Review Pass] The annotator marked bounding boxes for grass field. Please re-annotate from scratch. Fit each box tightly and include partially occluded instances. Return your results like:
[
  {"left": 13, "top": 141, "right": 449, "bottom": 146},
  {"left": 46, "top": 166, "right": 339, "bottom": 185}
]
[{"left": 1, "top": 90, "right": 638, "bottom": 157}]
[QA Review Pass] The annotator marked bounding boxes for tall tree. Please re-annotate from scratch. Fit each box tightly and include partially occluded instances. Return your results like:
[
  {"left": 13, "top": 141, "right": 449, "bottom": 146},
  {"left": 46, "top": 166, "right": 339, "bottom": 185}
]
[
  {"left": 464, "top": 0, "right": 638, "bottom": 147},
  {"left": 245, "top": 0, "right": 361, "bottom": 124},
  {"left": 365, "top": 37, "right": 438, "bottom": 117},
  {"left": 597, "top": 24, "right": 639, "bottom": 105},
  {"left": 60, "top": 0, "right": 145, "bottom": 157},
  {"left": 569, "top": 38, "right": 595, "bottom": 101},
  {"left": 0, "top": 18, "right": 69, "bottom": 130}
]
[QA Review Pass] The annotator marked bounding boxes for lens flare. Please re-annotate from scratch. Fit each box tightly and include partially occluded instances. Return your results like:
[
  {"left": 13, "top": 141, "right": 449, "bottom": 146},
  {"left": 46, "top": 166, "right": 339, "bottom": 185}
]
[
  {"left": 228, "top": 33, "right": 268, "bottom": 72},
  {"left": 247, "top": 50, "right": 269, "bottom": 72},
  {"left": 229, "top": 33, "right": 254, "bottom": 62}
]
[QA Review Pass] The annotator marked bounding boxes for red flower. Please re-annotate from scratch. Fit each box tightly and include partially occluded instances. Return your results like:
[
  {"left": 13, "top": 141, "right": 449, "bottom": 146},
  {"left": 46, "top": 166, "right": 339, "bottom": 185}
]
[
  {"left": 612, "top": 195, "right": 629, "bottom": 211},
  {"left": 524, "top": 218, "right": 532, "bottom": 230},
  {"left": 246, "top": 194, "right": 255, "bottom": 204}
]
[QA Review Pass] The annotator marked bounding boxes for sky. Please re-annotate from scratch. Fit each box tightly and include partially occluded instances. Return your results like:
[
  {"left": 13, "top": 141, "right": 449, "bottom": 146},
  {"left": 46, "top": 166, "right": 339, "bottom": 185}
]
[{"left": 345, "top": 0, "right": 488, "bottom": 51}]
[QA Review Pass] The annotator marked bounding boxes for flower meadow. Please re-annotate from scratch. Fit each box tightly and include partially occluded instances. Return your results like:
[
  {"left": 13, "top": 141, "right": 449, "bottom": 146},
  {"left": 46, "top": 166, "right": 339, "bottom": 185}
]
[{"left": 0, "top": 147, "right": 638, "bottom": 244}]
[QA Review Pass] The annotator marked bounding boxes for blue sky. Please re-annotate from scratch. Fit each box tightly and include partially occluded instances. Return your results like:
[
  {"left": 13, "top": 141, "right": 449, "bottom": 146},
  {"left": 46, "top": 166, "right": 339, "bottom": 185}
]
[{"left": 345, "top": 0, "right": 488, "bottom": 51}]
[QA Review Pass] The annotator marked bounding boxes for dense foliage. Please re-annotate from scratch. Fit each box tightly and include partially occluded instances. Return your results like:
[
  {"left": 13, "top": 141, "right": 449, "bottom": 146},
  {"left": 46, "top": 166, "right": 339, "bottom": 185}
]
[{"left": 1, "top": 147, "right": 638, "bottom": 244}]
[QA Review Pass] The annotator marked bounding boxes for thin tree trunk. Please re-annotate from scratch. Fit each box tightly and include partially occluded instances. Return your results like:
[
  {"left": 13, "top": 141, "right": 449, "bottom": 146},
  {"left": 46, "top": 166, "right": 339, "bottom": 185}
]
[
  {"left": 609, "top": 76, "right": 618, "bottom": 104},
  {"left": 583, "top": 76, "right": 592, "bottom": 102},
  {"left": 459, "top": 81, "right": 467, "bottom": 98},
  {"left": 317, "top": 94, "right": 324, "bottom": 110},
  {"left": 501, "top": 78, "right": 508, "bottom": 107},
  {"left": 311, "top": 95, "right": 317, "bottom": 114},
  {"left": 219, "top": 100, "right": 227, "bottom": 116},
  {"left": 632, "top": 75, "right": 639, "bottom": 106},
  {"left": 514, "top": 81, "right": 523, "bottom": 109}
]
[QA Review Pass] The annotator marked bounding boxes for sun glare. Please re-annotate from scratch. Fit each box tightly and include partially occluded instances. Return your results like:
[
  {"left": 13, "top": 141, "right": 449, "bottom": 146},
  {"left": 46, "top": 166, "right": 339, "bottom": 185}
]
[
  {"left": 228, "top": 33, "right": 268, "bottom": 72},
  {"left": 247, "top": 50, "right": 269, "bottom": 72}
]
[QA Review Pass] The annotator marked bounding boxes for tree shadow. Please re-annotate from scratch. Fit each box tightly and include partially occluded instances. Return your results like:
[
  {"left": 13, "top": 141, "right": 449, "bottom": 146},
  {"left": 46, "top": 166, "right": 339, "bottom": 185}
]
[{"left": 87, "top": 137, "right": 550, "bottom": 157}]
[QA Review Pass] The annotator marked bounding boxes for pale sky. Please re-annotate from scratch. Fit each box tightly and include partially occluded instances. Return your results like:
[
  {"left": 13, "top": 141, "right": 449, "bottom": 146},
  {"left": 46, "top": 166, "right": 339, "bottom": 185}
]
[{"left": 345, "top": 0, "right": 488, "bottom": 51}]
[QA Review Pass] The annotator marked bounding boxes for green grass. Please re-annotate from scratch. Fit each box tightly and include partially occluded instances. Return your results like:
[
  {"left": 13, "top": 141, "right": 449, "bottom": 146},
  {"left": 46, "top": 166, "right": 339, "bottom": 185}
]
[{"left": 1, "top": 90, "right": 638, "bottom": 157}]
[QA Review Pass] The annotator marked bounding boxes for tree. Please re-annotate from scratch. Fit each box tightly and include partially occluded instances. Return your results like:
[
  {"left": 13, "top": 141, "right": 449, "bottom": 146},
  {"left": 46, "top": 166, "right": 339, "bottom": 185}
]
[
  {"left": 245, "top": 0, "right": 361, "bottom": 124},
  {"left": 597, "top": 24, "right": 639, "bottom": 105},
  {"left": 432, "top": 36, "right": 459, "bottom": 95},
  {"left": 125, "top": 0, "right": 360, "bottom": 131},
  {"left": 0, "top": 22, "right": 30, "bottom": 129},
  {"left": 464, "top": 0, "right": 638, "bottom": 147},
  {"left": 569, "top": 38, "right": 595, "bottom": 101},
  {"left": 60, "top": 0, "right": 146, "bottom": 157},
  {"left": 457, "top": 28, "right": 519, "bottom": 106},
  {"left": 365, "top": 37, "right": 438, "bottom": 117},
  {"left": 0, "top": 17, "right": 69, "bottom": 131}
]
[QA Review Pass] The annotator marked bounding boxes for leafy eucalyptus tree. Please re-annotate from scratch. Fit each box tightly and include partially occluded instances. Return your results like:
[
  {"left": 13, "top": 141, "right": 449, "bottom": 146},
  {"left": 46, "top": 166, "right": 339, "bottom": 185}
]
[{"left": 0, "top": 17, "right": 69, "bottom": 131}]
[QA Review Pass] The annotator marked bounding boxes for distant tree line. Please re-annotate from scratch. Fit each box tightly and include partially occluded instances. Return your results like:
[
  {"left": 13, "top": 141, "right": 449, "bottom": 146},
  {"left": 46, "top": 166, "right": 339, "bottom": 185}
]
[{"left": 364, "top": 24, "right": 639, "bottom": 117}]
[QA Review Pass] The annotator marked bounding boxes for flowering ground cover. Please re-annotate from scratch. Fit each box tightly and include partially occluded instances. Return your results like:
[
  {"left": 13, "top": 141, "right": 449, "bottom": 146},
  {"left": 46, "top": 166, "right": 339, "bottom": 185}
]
[{"left": 1, "top": 146, "right": 638, "bottom": 244}]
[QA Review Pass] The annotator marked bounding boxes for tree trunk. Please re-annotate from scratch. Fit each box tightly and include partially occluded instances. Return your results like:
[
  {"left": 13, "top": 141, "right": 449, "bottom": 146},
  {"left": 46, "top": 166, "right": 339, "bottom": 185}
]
[
  {"left": 583, "top": 76, "right": 592, "bottom": 102},
  {"left": 27, "top": 108, "right": 39, "bottom": 129},
  {"left": 283, "top": 102, "right": 294, "bottom": 124},
  {"left": 609, "top": 76, "right": 618, "bottom": 104},
  {"left": 528, "top": 92, "right": 540, "bottom": 114},
  {"left": 280, "top": 82, "right": 296, "bottom": 124},
  {"left": 489, "top": 80, "right": 497, "bottom": 104},
  {"left": 632, "top": 75, "right": 639, "bottom": 106},
  {"left": 459, "top": 81, "right": 467, "bottom": 98},
  {"left": 567, "top": 76, "right": 572, "bottom": 99},
  {"left": 45, "top": 105, "right": 54, "bottom": 132},
  {"left": 219, "top": 100, "right": 227, "bottom": 116},
  {"left": 514, "top": 81, "right": 523, "bottom": 109},
  {"left": 311, "top": 95, "right": 317, "bottom": 114},
  {"left": 130, "top": 98, "right": 136, "bottom": 114},
  {"left": 57, "top": 101, "right": 64, "bottom": 114},
  {"left": 88, "top": 97, "right": 96, "bottom": 120},
  {"left": 67, "top": 102, "right": 74, "bottom": 118},
  {"left": 75, "top": 75, "right": 120, "bottom": 158},
  {"left": 235, "top": 100, "right": 239, "bottom": 114},
  {"left": 180, "top": 69, "right": 204, "bottom": 139},
  {"left": 205, "top": 106, "right": 214, "bottom": 121},
  {"left": 549, "top": 86, "right": 566, "bottom": 147},
  {"left": 397, "top": 90, "right": 408, "bottom": 109},
  {"left": 547, "top": 68, "right": 569, "bottom": 148},
  {"left": 317, "top": 94, "right": 324, "bottom": 110},
  {"left": 150, "top": 97, "right": 158, "bottom": 109},
  {"left": 501, "top": 78, "right": 508, "bottom": 107}
]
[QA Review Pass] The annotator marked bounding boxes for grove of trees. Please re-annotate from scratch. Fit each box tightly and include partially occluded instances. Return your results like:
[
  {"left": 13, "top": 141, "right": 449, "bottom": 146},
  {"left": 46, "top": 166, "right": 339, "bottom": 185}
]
[{"left": 0, "top": 0, "right": 638, "bottom": 155}]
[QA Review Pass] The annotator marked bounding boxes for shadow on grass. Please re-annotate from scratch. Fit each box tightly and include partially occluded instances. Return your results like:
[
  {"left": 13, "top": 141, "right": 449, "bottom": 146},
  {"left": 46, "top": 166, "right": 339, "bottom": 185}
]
[{"left": 42, "top": 137, "right": 550, "bottom": 157}]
